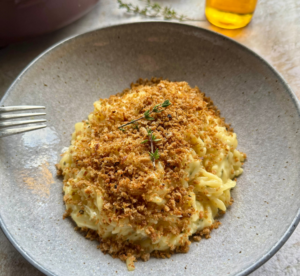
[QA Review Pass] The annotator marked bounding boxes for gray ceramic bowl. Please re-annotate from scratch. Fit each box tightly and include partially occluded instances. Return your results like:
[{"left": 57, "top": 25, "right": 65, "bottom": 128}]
[{"left": 1, "top": 22, "right": 300, "bottom": 276}]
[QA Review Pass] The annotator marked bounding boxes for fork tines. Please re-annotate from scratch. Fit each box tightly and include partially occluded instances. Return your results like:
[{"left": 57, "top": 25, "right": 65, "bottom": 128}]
[{"left": 0, "top": 105, "right": 47, "bottom": 138}]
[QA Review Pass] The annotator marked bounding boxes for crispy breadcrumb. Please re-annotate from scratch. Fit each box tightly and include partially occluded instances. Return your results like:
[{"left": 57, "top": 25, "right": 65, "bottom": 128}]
[{"left": 58, "top": 78, "right": 245, "bottom": 271}]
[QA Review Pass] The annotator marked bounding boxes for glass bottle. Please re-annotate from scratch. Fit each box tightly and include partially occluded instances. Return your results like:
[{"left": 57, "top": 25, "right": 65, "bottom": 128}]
[{"left": 205, "top": 0, "right": 258, "bottom": 29}]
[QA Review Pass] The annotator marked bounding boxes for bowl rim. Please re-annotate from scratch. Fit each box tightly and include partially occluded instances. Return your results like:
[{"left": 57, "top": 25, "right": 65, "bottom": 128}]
[{"left": 1, "top": 21, "right": 300, "bottom": 276}]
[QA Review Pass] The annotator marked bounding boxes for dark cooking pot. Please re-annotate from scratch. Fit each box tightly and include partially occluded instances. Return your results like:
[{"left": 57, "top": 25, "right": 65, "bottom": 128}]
[{"left": 0, "top": 0, "right": 100, "bottom": 46}]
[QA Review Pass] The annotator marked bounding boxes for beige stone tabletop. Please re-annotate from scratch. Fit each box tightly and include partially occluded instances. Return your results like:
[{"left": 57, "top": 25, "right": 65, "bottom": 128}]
[{"left": 1, "top": 0, "right": 300, "bottom": 275}]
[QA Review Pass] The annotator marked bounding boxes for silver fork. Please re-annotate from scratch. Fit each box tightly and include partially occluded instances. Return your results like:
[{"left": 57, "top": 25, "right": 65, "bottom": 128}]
[{"left": 0, "top": 106, "right": 47, "bottom": 138}]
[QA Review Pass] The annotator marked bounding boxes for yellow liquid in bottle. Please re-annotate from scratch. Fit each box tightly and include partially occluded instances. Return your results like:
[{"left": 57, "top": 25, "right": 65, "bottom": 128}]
[{"left": 205, "top": 0, "right": 258, "bottom": 29}]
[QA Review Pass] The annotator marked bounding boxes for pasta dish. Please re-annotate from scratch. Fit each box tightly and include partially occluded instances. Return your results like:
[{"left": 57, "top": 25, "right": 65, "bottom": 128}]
[{"left": 57, "top": 78, "right": 246, "bottom": 270}]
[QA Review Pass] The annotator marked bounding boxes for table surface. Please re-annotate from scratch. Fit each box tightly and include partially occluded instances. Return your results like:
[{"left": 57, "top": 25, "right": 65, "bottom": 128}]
[{"left": 1, "top": 0, "right": 300, "bottom": 275}]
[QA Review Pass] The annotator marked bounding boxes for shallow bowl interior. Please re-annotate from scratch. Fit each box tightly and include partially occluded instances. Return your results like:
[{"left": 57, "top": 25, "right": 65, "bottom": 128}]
[{"left": 0, "top": 22, "right": 300, "bottom": 276}]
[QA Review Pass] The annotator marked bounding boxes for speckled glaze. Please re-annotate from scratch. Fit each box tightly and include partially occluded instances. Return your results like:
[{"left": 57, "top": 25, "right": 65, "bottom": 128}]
[{"left": 0, "top": 22, "right": 300, "bottom": 276}]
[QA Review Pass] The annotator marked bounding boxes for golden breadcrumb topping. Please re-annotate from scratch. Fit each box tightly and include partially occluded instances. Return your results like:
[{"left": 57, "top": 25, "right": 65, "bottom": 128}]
[{"left": 57, "top": 78, "right": 246, "bottom": 270}]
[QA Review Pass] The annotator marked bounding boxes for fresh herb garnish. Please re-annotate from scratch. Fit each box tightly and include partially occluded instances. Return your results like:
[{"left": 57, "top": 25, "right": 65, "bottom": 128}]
[
  {"left": 144, "top": 109, "right": 155, "bottom": 121},
  {"left": 161, "top": 99, "right": 171, "bottom": 108},
  {"left": 118, "top": 100, "right": 170, "bottom": 167},
  {"left": 118, "top": 100, "right": 171, "bottom": 131},
  {"left": 149, "top": 148, "right": 160, "bottom": 162},
  {"left": 141, "top": 128, "right": 161, "bottom": 144},
  {"left": 142, "top": 128, "right": 161, "bottom": 169},
  {"left": 132, "top": 122, "right": 139, "bottom": 130}
]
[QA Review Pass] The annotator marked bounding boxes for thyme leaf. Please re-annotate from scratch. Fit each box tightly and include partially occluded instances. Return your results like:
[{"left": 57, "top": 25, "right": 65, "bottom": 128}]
[
  {"left": 118, "top": 0, "right": 202, "bottom": 21},
  {"left": 161, "top": 99, "right": 171, "bottom": 108},
  {"left": 144, "top": 110, "right": 155, "bottom": 120},
  {"left": 149, "top": 148, "right": 160, "bottom": 160},
  {"left": 132, "top": 122, "right": 139, "bottom": 129}
]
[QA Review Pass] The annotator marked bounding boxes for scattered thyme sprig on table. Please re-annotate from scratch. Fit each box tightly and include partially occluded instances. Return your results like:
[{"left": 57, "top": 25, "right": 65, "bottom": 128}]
[
  {"left": 118, "top": 0, "right": 201, "bottom": 21},
  {"left": 118, "top": 99, "right": 171, "bottom": 130}
]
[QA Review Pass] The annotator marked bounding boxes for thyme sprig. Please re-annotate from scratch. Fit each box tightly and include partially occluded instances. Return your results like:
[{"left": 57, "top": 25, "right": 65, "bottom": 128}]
[
  {"left": 118, "top": 100, "right": 171, "bottom": 131},
  {"left": 141, "top": 128, "right": 161, "bottom": 144},
  {"left": 142, "top": 128, "right": 160, "bottom": 168},
  {"left": 118, "top": 99, "right": 170, "bottom": 168},
  {"left": 149, "top": 149, "right": 160, "bottom": 163},
  {"left": 118, "top": 0, "right": 201, "bottom": 21}
]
